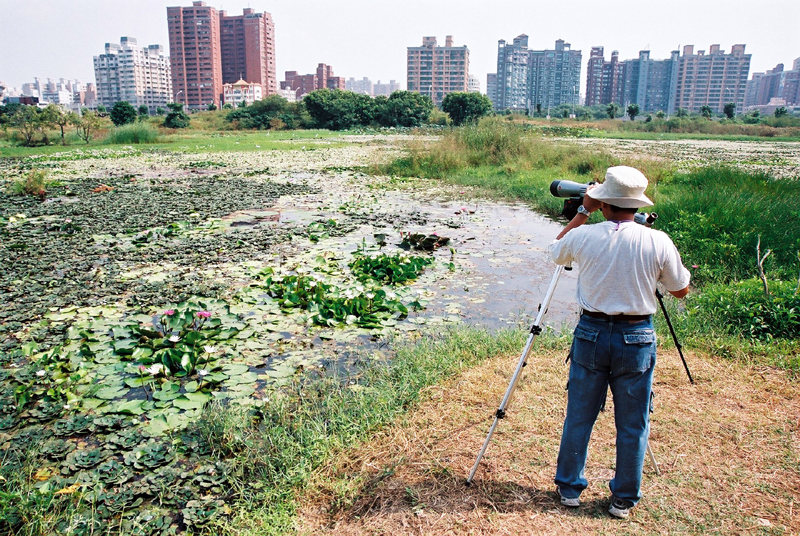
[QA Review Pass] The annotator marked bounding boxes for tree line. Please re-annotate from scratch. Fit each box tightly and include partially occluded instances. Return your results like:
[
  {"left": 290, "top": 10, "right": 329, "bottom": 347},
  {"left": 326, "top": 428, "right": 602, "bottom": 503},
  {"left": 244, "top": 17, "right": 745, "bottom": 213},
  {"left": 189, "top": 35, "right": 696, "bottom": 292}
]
[{"left": 1, "top": 90, "right": 495, "bottom": 145}]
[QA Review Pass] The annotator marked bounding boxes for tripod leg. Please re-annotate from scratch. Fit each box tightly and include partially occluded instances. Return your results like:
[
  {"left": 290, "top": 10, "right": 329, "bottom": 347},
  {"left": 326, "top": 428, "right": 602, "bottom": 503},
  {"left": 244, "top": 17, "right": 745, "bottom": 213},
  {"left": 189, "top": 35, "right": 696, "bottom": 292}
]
[
  {"left": 655, "top": 290, "right": 694, "bottom": 384},
  {"left": 646, "top": 442, "right": 661, "bottom": 475},
  {"left": 466, "top": 265, "right": 565, "bottom": 485}
]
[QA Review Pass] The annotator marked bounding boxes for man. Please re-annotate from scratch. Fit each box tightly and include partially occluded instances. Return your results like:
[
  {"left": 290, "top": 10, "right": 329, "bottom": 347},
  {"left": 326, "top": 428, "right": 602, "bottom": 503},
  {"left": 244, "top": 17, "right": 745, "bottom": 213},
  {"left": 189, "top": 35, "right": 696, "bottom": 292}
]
[{"left": 548, "top": 166, "right": 690, "bottom": 519}]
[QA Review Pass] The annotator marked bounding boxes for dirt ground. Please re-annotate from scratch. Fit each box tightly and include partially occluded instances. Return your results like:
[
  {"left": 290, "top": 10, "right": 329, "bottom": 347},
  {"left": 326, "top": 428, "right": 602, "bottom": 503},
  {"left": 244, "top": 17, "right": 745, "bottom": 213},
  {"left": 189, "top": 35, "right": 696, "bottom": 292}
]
[{"left": 298, "top": 345, "right": 800, "bottom": 535}]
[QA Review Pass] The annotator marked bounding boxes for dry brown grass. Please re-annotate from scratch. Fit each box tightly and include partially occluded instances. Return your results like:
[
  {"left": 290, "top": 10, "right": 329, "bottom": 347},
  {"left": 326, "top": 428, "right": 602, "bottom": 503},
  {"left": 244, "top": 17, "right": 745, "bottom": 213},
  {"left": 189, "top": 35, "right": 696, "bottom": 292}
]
[{"left": 298, "top": 345, "right": 800, "bottom": 535}]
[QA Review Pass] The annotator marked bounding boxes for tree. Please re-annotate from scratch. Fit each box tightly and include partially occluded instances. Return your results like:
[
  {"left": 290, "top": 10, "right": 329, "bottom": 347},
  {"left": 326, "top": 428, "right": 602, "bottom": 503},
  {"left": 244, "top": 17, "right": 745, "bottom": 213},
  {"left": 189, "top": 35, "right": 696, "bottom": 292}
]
[
  {"left": 11, "top": 106, "right": 47, "bottom": 146},
  {"left": 163, "top": 102, "right": 190, "bottom": 128},
  {"left": 626, "top": 103, "right": 640, "bottom": 121},
  {"left": 303, "top": 89, "right": 375, "bottom": 130},
  {"left": 774, "top": 106, "right": 788, "bottom": 117},
  {"left": 72, "top": 109, "right": 102, "bottom": 143},
  {"left": 156, "top": 107, "right": 165, "bottom": 116},
  {"left": 97, "top": 105, "right": 107, "bottom": 113},
  {"left": 138, "top": 105, "right": 150, "bottom": 119},
  {"left": 207, "top": 102, "right": 217, "bottom": 111},
  {"left": 655, "top": 110, "right": 666, "bottom": 119},
  {"left": 606, "top": 102, "right": 620, "bottom": 119},
  {"left": 222, "top": 103, "right": 233, "bottom": 110},
  {"left": 45, "top": 104, "right": 77, "bottom": 145},
  {"left": 374, "top": 90, "right": 433, "bottom": 127},
  {"left": 536, "top": 103, "right": 542, "bottom": 116},
  {"left": 700, "top": 105, "right": 713, "bottom": 119},
  {"left": 675, "top": 108, "right": 689, "bottom": 118},
  {"left": 110, "top": 101, "right": 138, "bottom": 126},
  {"left": 723, "top": 102, "right": 736, "bottom": 119},
  {"left": 440, "top": 92, "right": 492, "bottom": 126}
]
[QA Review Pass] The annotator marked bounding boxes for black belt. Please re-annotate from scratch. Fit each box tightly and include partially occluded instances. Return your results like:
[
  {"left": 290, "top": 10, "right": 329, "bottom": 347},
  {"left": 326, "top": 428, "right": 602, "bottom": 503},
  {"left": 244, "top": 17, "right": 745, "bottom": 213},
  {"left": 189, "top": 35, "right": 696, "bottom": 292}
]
[{"left": 581, "top": 310, "right": 651, "bottom": 322}]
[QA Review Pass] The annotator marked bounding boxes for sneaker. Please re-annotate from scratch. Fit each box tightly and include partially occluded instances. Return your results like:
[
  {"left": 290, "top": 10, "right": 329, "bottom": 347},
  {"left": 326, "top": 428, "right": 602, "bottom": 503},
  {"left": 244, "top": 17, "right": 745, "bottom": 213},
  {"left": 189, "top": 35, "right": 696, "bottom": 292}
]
[
  {"left": 558, "top": 488, "right": 580, "bottom": 507},
  {"left": 608, "top": 496, "right": 634, "bottom": 519}
]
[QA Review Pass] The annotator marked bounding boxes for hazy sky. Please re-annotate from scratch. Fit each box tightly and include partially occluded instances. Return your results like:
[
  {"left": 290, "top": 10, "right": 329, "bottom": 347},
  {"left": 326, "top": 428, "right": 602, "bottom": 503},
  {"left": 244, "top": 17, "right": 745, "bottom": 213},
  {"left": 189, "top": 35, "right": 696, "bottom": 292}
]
[{"left": 2, "top": 0, "right": 799, "bottom": 94}]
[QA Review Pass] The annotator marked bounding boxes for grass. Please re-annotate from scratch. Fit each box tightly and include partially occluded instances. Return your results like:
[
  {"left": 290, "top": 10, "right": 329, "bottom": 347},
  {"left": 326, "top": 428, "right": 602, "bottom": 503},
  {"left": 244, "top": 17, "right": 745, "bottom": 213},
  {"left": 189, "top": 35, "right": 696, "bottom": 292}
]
[
  {"left": 297, "top": 337, "right": 800, "bottom": 535},
  {"left": 104, "top": 122, "right": 160, "bottom": 144},
  {"left": 0, "top": 129, "right": 353, "bottom": 158},
  {"left": 193, "top": 326, "right": 524, "bottom": 534}
]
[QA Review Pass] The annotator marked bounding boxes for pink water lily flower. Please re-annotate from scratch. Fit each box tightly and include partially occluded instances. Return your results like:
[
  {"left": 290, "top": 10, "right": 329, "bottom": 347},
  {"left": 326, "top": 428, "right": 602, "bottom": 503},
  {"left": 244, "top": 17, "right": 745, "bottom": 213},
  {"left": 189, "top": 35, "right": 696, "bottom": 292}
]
[
  {"left": 196, "top": 311, "right": 212, "bottom": 319},
  {"left": 163, "top": 309, "right": 175, "bottom": 316}
]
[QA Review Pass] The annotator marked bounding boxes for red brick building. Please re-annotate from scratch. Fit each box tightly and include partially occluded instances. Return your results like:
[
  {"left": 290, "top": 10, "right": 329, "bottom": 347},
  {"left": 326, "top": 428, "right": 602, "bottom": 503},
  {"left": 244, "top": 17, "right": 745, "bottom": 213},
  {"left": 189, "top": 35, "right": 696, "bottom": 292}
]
[
  {"left": 281, "top": 64, "right": 344, "bottom": 99},
  {"left": 167, "top": 1, "right": 223, "bottom": 109},
  {"left": 219, "top": 8, "right": 277, "bottom": 96}
]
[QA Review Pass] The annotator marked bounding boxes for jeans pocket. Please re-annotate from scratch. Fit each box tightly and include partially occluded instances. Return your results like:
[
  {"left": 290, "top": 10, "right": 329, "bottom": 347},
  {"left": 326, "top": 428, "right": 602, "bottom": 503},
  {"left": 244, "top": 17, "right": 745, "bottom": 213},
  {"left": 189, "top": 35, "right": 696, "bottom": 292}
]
[
  {"left": 572, "top": 325, "right": 600, "bottom": 369},
  {"left": 622, "top": 329, "right": 656, "bottom": 372}
]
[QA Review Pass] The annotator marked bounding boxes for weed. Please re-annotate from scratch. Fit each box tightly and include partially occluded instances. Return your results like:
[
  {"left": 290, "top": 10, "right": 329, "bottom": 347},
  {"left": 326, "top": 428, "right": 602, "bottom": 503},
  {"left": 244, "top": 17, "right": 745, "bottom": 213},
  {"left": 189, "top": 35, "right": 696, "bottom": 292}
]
[
  {"left": 7, "top": 169, "right": 47, "bottom": 199},
  {"left": 104, "top": 122, "right": 160, "bottom": 144}
]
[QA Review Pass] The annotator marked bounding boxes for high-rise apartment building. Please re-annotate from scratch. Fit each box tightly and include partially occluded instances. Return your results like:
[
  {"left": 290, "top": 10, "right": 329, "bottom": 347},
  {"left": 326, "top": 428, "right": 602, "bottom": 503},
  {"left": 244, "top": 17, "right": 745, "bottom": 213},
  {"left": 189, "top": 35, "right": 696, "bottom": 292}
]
[
  {"left": 620, "top": 50, "right": 680, "bottom": 113},
  {"left": 373, "top": 80, "right": 401, "bottom": 96},
  {"left": 407, "top": 36, "right": 469, "bottom": 107},
  {"left": 486, "top": 73, "right": 497, "bottom": 104},
  {"left": 674, "top": 44, "right": 751, "bottom": 113},
  {"left": 167, "top": 1, "right": 223, "bottom": 109},
  {"left": 585, "top": 47, "right": 626, "bottom": 107},
  {"left": 281, "top": 71, "right": 317, "bottom": 100},
  {"left": 219, "top": 8, "right": 276, "bottom": 96},
  {"left": 94, "top": 37, "right": 172, "bottom": 113},
  {"left": 528, "top": 40, "right": 582, "bottom": 112},
  {"left": 744, "top": 60, "right": 800, "bottom": 108},
  {"left": 316, "top": 64, "right": 345, "bottom": 90},
  {"left": 493, "top": 35, "right": 530, "bottom": 111},
  {"left": 346, "top": 77, "right": 373, "bottom": 95}
]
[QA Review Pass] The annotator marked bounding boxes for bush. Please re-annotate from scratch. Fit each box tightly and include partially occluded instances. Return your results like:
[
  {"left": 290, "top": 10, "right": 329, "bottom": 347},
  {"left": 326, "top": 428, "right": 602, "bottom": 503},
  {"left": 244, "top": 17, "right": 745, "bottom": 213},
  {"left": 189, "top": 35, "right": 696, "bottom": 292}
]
[
  {"left": 688, "top": 279, "right": 800, "bottom": 340},
  {"left": 163, "top": 103, "right": 190, "bottom": 129},
  {"left": 7, "top": 169, "right": 47, "bottom": 198},
  {"left": 110, "top": 101, "right": 138, "bottom": 126},
  {"left": 303, "top": 89, "right": 374, "bottom": 130},
  {"left": 104, "top": 122, "right": 159, "bottom": 144},
  {"left": 441, "top": 92, "right": 493, "bottom": 126}
]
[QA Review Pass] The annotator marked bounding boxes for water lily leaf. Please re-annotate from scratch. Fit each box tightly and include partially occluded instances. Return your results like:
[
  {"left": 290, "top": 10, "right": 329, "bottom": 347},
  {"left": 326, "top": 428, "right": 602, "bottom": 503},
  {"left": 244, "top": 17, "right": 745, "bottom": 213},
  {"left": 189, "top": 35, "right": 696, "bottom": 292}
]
[
  {"left": 131, "top": 346, "right": 153, "bottom": 360},
  {"left": 184, "top": 381, "right": 199, "bottom": 393},
  {"left": 81, "top": 398, "right": 106, "bottom": 410},
  {"left": 95, "top": 386, "right": 129, "bottom": 400},
  {"left": 172, "top": 392, "right": 211, "bottom": 411},
  {"left": 222, "top": 364, "right": 249, "bottom": 376},
  {"left": 235, "top": 329, "right": 255, "bottom": 339},
  {"left": 145, "top": 416, "right": 170, "bottom": 437},
  {"left": 112, "top": 400, "right": 146, "bottom": 415},
  {"left": 223, "top": 372, "right": 258, "bottom": 385},
  {"left": 124, "top": 376, "right": 149, "bottom": 388}
]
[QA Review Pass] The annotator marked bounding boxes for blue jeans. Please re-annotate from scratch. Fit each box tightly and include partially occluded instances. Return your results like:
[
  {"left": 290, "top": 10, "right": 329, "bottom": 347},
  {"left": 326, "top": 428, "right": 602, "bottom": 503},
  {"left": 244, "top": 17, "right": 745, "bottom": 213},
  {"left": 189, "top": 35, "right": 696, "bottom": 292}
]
[{"left": 554, "top": 315, "right": 656, "bottom": 505}]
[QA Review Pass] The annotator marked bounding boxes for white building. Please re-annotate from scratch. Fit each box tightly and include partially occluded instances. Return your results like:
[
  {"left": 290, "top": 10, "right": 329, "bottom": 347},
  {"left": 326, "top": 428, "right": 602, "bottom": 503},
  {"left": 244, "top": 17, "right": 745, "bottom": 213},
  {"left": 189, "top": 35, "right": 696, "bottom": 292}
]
[
  {"left": 468, "top": 74, "right": 481, "bottom": 93},
  {"left": 94, "top": 37, "right": 172, "bottom": 114},
  {"left": 279, "top": 87, "right": 297, "bottom": 102},
  {"left": 223, "top": 79, "right": 263, "bottom": 106}
]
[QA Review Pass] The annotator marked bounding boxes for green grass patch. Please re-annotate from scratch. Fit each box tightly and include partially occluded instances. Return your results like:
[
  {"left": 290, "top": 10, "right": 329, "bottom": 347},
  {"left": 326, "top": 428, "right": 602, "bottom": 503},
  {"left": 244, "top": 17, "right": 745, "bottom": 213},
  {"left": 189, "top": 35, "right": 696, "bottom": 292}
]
[
  {"left": 104, "top": 122, "right": 160, "bottom": 144},
  {"left": 212, "top": 325, "right": 525, "bottom": 534}
]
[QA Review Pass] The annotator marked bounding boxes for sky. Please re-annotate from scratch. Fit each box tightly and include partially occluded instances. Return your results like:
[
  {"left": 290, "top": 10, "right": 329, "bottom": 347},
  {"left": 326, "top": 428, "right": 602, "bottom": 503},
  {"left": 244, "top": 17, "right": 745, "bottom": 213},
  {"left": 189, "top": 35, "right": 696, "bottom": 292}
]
[{"left": 1, "top": 0, "right": 799, "bottom": 95}]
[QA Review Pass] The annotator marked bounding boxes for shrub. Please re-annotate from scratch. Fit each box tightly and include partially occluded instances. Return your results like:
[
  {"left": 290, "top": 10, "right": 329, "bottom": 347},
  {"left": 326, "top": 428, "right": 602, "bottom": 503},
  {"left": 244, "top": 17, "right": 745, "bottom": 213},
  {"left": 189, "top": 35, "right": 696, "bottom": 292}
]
[
  {"left": 104, "top": 122, "right": 159, "bottom": 144},
  {"left": 163, "top": 103, "right": 190, "bottom": 129},
  {"left": 8, "top": 169, "right": 47, "bottom": 199},
  {"left": 110, "top": 101, "right": 138, "bottom": 126},
  {"left": 441, "top": 92, "right": 493, "bottom": 126},
  {"left": 688, "top": 279, "right": 800, "bottom": 340}
]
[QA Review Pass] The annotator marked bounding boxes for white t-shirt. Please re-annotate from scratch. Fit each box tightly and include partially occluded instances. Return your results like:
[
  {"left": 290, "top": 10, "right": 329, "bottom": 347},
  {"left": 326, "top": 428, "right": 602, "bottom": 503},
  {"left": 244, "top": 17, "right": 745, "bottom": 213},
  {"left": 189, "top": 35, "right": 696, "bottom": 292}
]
[{"left": 548, "top": 221, "right": 691, "bottom": 315}]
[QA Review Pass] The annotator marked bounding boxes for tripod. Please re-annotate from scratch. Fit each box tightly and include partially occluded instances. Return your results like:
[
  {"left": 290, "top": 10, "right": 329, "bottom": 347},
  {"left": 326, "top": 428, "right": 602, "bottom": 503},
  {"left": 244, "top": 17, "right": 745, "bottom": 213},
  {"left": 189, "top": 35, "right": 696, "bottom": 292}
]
[{"left": 466, "top": 264, "right": 693, "bottom": 485}]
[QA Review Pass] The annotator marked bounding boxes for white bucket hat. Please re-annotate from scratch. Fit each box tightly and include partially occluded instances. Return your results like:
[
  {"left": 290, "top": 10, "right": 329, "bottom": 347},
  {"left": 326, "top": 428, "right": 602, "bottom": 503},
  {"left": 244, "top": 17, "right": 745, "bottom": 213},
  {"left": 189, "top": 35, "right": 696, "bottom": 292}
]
[{"left": 587, "top": 166, "right": 653, "bottom": 208}]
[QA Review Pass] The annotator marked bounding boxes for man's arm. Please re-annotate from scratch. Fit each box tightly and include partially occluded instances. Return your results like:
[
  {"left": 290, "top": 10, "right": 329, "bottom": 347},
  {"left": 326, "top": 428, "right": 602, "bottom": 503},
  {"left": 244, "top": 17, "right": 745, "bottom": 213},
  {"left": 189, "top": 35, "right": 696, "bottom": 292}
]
[
  {"left": 555, "top": 189, "right": 601, "bottom": 240},
  {"left": 669, "top": 287, "right": 689, "bottom": 299}
]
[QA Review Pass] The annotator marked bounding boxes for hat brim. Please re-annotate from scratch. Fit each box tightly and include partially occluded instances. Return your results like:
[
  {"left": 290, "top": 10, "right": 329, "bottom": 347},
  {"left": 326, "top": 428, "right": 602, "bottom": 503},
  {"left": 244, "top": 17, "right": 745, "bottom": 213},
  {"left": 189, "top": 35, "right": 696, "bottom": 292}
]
[{"left": 587, "top": 189, "right": 653, "bottom": 208}]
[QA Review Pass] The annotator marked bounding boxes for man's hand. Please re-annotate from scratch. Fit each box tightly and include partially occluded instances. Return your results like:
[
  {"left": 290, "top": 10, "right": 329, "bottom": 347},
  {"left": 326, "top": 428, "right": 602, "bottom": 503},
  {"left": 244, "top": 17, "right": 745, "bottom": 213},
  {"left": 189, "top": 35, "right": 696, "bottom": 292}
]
[{"left": 555, "top": 185, "right": 601, "bottom": 240}]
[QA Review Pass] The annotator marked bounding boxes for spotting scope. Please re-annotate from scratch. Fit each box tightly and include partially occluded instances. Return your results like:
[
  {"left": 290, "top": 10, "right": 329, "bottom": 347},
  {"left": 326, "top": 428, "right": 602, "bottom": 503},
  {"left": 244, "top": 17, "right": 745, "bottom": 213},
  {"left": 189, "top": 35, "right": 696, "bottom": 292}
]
[
  {"left": 550, "top": 179, "right": 589, "bottom": 199},
  {"left": 549, "top": 179, "right": 657, "bottom": 225}
]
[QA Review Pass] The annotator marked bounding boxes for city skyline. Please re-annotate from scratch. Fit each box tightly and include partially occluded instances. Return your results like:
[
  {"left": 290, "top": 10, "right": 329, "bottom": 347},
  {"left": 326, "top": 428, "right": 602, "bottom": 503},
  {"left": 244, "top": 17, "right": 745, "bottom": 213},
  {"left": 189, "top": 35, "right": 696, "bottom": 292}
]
[{"left": 2, "top": 0, "right": 798, "bottom": 96}]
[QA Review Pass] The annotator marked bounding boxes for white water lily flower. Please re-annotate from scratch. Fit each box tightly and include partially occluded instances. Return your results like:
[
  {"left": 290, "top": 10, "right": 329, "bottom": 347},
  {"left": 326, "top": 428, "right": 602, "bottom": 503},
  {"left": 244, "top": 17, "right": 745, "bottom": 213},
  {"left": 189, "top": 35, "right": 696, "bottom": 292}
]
[
  {"left": 168, "top": 335, "right": 180, "bottom": 343},
  {"left": 197, "top": 369, "right": 209, "bottom": 377},
  {"left": 63, "top": 404, "right": 71, "bottom": 410},
  {"left": 36, "top": 370, "right": 46, "bottom": 377},
  {"left": 146, "top": 364, "right": 165, "bottom": 376},
  {"left": 386, "top": 291, "right": 397, "bottom": 299},
  {"left": 203, "top": 345, "right": 217, "bottom": 354},
  {"left": 365, "top": 292, "right": 375, "bottom": 299},
  {"left": 344, "top": 290, "right": 355, "bottom": 299}
]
